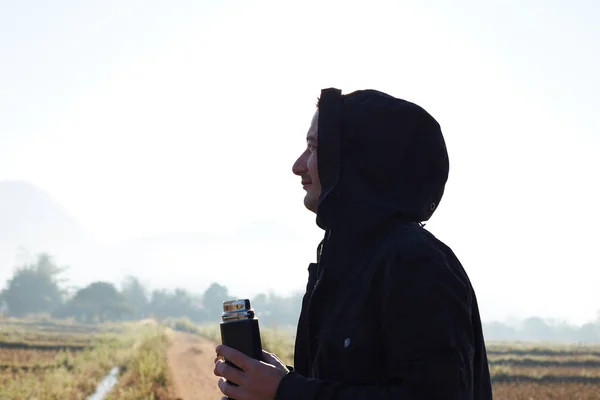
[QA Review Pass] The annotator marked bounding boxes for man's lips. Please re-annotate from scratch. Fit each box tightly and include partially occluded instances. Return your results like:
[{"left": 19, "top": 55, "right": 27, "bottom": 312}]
[{"left": 302, "top": 181, "right": 312, "bottom": 186}]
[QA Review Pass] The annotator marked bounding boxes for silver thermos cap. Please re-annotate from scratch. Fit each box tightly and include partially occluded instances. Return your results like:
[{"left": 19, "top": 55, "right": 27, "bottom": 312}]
[{"left": 222, "top": 299, "right": 255, "bottom": 322}]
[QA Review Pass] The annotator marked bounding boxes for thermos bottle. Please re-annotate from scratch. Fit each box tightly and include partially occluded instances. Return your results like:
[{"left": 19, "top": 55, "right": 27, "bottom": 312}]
[{"left": 220, "top": 299, "right": 263, "bottom": 399}]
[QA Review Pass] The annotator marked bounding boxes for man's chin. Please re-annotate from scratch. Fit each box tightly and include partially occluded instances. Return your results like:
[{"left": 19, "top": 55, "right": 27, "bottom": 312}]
[{"left": 304, "top": 196, "right": 318, "bottom": 214}]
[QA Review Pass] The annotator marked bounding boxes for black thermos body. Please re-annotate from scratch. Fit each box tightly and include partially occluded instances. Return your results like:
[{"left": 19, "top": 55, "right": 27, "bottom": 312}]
[{"left": 220, "top": 299, "right": 263, "bottom": 399}]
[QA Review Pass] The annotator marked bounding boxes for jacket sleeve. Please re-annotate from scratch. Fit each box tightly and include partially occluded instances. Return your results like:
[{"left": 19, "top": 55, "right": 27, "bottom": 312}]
[{"left": 274, "top": 254, "right": 475, "bottom": 400}]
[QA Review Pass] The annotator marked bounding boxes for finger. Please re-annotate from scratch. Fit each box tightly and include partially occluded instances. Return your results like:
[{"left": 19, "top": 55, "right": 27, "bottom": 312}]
[
  {"left": 261, "top": 350, "right": 274, "bottom": 362},
  {"left": 261, "top": 350, "right": 284, "bottom": 367},
  {"left": 270, "top": 351, "right": 284, "bottom": 364},
  {"left": 216, "top": 345, "right": 255, "bottom": 371},
  {"left": 218, "top": 377, "right": 243, "bottom": 399},
  {"left": 213, "top": 359, "right": 245, "bottom": 385}
]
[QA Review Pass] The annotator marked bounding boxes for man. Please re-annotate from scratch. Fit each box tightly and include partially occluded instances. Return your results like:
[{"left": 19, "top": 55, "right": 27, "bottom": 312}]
[{"left": 214, "top": 88, "right": 493, "bottom": 399}]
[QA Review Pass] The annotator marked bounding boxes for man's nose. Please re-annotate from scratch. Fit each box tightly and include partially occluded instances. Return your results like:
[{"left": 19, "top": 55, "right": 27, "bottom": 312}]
[{"left": 292, "top": 152, "right": 307, "bottom": 176}]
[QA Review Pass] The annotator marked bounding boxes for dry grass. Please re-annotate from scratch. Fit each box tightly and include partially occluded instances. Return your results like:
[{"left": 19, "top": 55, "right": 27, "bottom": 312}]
[
  {"left": 486, "top": 343, "right": 600, "bottom": 398},
  {"left": 107, "top": 325, "right": 175, "bottom": 400},
  {"left": 0, "top": 319, "right": 175, "bottom": 399},
  {"left": 487, "top": 341, "right": 600, "bottom": 357},
  {"left": 0, "top": 348, "right": 66, "bottom": 365},
  {"left": 0, "top": 339, "right": 132, "bottom": 399},
  {"left": 490, "top": 364, "right": 600, "bottom": 378},
  {"left": 489, "top": 353, "right": 600, "bottom": 363},
  {"left": 493, "top": 382, "right": 600, "bottom": 399}
]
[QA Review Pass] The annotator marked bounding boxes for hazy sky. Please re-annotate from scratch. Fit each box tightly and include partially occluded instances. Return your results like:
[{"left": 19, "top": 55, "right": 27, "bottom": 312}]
[{"left": 1, "top": 0, "right": 599, "bottom": 324}]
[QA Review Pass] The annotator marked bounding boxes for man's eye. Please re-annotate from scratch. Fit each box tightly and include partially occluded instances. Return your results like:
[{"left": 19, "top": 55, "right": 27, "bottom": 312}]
[{"left": 308, "top": 144, "right": 317, "bottom": 152}]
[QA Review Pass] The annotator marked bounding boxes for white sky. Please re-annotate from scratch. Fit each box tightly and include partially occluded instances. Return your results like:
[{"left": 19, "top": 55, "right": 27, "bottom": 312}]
[{"left": 1, "top": 0, "right": 599, "bottom": 324}]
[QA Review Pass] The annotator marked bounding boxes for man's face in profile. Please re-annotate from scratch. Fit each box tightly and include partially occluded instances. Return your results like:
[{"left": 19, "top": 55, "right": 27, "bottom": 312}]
[{"left": 292, "top": 110, "right": 321, "bottom": 213}]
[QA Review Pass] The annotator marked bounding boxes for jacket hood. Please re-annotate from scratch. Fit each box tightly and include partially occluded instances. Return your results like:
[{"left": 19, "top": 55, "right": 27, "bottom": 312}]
[{"left": 316, "top": 88, "right": 449, "bottom": 237}]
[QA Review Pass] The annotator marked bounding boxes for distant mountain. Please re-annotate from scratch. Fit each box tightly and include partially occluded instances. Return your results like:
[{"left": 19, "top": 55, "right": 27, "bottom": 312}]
[
  {"left": 0, "top": 181, "right": 92, "bottom": 245},
  {"left": 0, "top": 181, "right": 100, "bottom": 286}
]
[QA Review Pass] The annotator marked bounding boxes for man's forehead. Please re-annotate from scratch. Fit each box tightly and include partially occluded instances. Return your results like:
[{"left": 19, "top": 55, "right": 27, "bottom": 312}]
[{"left": 306, "top": 110, "right": 319, "bottom": 141}]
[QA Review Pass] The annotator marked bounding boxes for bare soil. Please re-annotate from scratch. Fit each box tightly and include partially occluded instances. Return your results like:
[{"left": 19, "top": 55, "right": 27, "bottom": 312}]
[{"left": 167, "top": 331, "right": 223, "bottom": 400}]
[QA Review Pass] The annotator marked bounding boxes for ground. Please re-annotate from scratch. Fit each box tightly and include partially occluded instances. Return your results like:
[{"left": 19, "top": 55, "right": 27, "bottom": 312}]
[
  {"left": 166, "top": 329, "right": 600, "bottom": 399},
  {"left": 168, "top": 331, "right": 223, "bottom": 400}
]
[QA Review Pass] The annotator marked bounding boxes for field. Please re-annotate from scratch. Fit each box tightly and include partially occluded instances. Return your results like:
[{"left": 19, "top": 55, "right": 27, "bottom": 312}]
[
  {"left": 487, "top": 342, "right": 600, "bottom": 399},
  {"left": 194, "top": 321, "right": 600, "bottom": 399},
  {"left": 0, "top": 318, "right": 174, "bottom": 400},
  {"left": 3, "top": 317, "right": 600, "bottom": 399}
]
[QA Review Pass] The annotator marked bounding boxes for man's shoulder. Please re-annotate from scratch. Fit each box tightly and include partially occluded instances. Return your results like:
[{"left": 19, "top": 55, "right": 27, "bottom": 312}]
[
  {"left": 378, "top": 223, "right": 472, "bottom": 290},
  {"left": 382, "top": 222, "right": 451, "bottom": 261}
]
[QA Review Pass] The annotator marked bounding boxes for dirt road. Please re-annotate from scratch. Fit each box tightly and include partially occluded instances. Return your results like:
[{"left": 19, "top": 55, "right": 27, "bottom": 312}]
[{"left": 167, "top": 331, "right": 223, "bottom": 400}]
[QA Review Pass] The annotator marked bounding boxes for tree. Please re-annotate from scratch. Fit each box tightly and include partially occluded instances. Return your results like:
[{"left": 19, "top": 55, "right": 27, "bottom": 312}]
[
  {"left": 60, "top": 281, "right": 130, "bottom": 323},
  {"left": 1, "top": 253, "right": 66, "bottom": 316},
  {"left": 522, "top": 317, "right": 550, "bottom": 341},
  {"left": 252, "top": 293, "right": 269, "bottom": 318},
  {"left": 147, "top": 288, "right": 207, "bottom": 322},
  {"left": 577, "top": 323, "right": 600, "bottom": 343},
  {"left": 249, "top": 291, "right": 303, "bottom": 328},
  {"left": 202, "top": 283, "right": 231, "bottom": 321},
  {"left": 482, "top": 322, "right": 518, "bottom": 341},
  {"left": 120, "top": 276, "right": 149, "bottom": 319}
]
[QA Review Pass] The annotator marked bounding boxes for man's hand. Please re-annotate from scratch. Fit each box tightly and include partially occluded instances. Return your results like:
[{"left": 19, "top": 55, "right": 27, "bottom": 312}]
[
  {"left": 214, "top": 345, "right": 287, "bottom": 400},
  {"left": 261, "top": 350, "right": 290, "bottom": 374}
]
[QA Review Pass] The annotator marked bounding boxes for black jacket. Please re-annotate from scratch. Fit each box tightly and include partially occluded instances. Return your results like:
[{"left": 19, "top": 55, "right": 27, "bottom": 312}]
[{"left": 275, "top": 89, "right": 492, "bottom": 399}]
